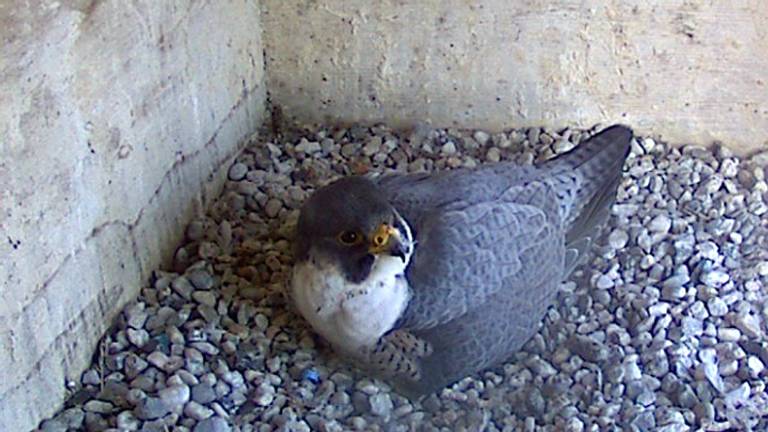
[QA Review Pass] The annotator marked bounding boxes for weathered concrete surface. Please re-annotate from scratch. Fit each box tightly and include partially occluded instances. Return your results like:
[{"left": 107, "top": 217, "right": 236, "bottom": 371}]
[
  {"left": 262, "top": 0, "right": 768, "bottom": 153},
  {"left": 0, "top": 1, "right": 266, "bottom": 430}
]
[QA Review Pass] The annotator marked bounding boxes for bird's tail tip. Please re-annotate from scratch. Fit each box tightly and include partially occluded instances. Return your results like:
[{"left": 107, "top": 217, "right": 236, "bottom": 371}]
[
  {"left": 543, "top": 123, "right": 633, "bottom": 177},
  {"left": 596, "top": 124, "right": 634, "bottom": 142}
]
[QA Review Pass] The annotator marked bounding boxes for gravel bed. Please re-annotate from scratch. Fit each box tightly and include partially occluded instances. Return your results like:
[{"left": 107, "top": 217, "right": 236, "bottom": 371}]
[{"left": 38, "top": 123, "right": 768, "bottom": 432}]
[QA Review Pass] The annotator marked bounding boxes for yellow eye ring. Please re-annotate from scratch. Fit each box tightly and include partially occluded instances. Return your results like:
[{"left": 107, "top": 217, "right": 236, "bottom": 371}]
[{"left": 337, "top": 230, "right": 362, "bottom": 246}]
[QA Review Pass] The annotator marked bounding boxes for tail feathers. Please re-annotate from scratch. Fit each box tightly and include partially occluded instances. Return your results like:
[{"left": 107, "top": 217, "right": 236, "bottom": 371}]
[
  {"left": 552, "top": 125, "right": 633, "bottom": 275},
  {"left": 554, "top": 125, "right": 633, "bottom": 173},
  {"left": 563, "top": 167, "right": 623, "bottom": 275},
  {"left": 555, "top": 125, "right": 632, "bottom": 219}
]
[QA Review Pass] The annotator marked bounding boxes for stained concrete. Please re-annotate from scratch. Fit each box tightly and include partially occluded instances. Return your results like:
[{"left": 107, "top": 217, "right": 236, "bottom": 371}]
[
  {"left": 0, "top": 1, "right": 266, "bottom": 430},
  {"left": 262, "top": 0, "right": 768, "bottom": 154}
]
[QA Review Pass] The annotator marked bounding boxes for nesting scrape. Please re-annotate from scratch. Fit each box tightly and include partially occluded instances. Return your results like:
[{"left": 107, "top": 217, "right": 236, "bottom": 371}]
[{"left": 39, "top": 124, "right": 768, "bottom": 431}]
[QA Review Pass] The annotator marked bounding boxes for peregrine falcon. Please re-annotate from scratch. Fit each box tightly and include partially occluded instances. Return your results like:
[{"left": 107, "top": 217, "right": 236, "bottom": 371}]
[{"left": 291, "top": 125, "right": 633, "bottom": 397}]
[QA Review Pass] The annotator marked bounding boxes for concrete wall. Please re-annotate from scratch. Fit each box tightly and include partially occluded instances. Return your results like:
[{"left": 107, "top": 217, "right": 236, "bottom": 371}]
[
  {"left": 0, "top": 1, "right": 266, "bottom": 430},
  {"left": 262, "top": 0, "right": 768, "bottom": 154}
]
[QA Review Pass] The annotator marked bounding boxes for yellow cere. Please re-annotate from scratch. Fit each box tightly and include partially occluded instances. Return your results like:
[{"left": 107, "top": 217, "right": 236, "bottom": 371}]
[{"left": 369, "top": 223, "right": 397, "bottom": 253}]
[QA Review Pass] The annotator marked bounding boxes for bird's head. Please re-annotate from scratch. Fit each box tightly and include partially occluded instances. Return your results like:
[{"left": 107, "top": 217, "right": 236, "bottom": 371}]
[{"left": 294, "top": 176, "right": 414, "bottom": 284}]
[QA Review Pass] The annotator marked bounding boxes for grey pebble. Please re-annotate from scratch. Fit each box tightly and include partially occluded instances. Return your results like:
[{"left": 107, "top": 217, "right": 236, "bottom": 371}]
[
  {"left": 608, "top": 229, "right": 629, "bottom": 250},
  {"left": 264, "top": 199, "right": 282, "bottom": 218},
  {"left": 193, "top": 417, "right": 231, "bottom": 432},
  {"left": 252, "top": 383, "right": 275, "bottom": 406},
  {"left": 184, "top": 401, "right": 214, "bottom": 420},
  {"left": 295, "top": 138, "right": 322, "bottom": 155},
  {"left": 661, "top": 284, "right": 686, "bottom": 301},
  {"left": 675, "top": 384, "right": 699, "bottom": 409},
  {"left": 681, "top": 317, "right": 703, "bottom": 336},
  {"left": 187, "top": 269, "right": 214, "bottom": 290},
  {"left": 85, "top": 412, "right": 109, "bottom": 431},
  {"left": 630, "top": 410, "right": 656, "bottom": 430},
  {"left": 83, "top": 400, "right": 114, "bottom": 414},
  {"left": 125, "top": 303, "right": 148, "bottom": 329},
  {"left": 126, "top": 328, "right": 149, "bottom": 348},
  {"left": 624, "top": 359, "right": 643, "bottom": 382},
  {"left": 116, "top": 410, "right": 141, "bottom": 430},
  {"left": 662, "top": 273, "right": 689, "bottom": 290},
  {"left": 567, "top": 335, "right": 608, "bottom": 363},
  {"left": 362, "top": 137, "right": 381, "bottom": 156},
  {"left": 192, "top": 290, "right": 217, "bottom": 307},
  {"left": 134, "top": 397, "right": 170, "bottom": 420},
  {"left": 124, "top": 354, "right": 148, "bottom": 380},
  {"left": 190, "top": 342, "right": 219, "bottom": 355},
  {"left": 732, "top": 313, "right": 762, "bottom": 338},
  {"left": 340, "top": 143, "right": 359, "bottom": 158},
  {"left": 553, "top": 139, "right": 575, "bottom": 154},
  {"left": 707, "top": 297, "right": 728, "bottom": 317},
  {"left": 228, "top": 163, "right": 248, "bottom": 181},
  {"left": 525, "top": 387, "right": 546, "bottom": 415},
  {"left": 39, "top": 419, "right": 68, "bottom": 432},
  {"left": 369, "top": 393, "right": 393, "bottom": 417},
  {"left": 694, "top": 401, "right": 715, "bottom": 424},
  {"left": 159, "top": 384, "right": 190, "bottom": 410},
  {"left": 192, "top": 383, "right": 218, "bottom": 404},
  {"left": 172, "top": 276, "right": 195, "bottom": 300},
  {"left": 58, "top": 408, "right": 85, "bottom": 429},
  {"left": 81, "top": 369, "right": 101, "bottom": 386}
]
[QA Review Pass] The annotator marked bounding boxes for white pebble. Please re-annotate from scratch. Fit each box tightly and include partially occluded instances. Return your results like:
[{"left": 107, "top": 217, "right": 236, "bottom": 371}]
[
  {"left": 596, "top": 274, "right": 614, "bottom": 289},
  {"left": 608, "top": 229, "right": 629, "bottom": 250},
  {"left": 648, "top": 214, "right": 671, "bottom": 233},
  {"left": 701, "top": 270, "right": 730, "bottom": 287},
  {"left": 717, "top": 327, "right": 741, "bottom": 342},
  {"left": 707, "top": 297, "right": 728, "bottom": 317},
  {"left": 295, "top": 138, "right": 322, "bottom": 155},
  {"left": 441, "top": 142, "right": 457, "bottom": 155},
  {"left": 757, "top": 262, "right": 768, "bottom": 276},
  {"left": 747, "top": 357, "right": 765, "bottom": 376},
  {"left": 486, "top": 147, "right": 501, "bottom": 163},
  {"left": 228, "top": 162, "right": 248, "bottom": 181},
  {"left": 641, "top": 138, "right": 656, "bottom": 153},
  {"left": 253, "top": 383, "right": 275, "bottom": 406},
  {"left": 473, "top": 130, "right": 490, "bottom": 145}
]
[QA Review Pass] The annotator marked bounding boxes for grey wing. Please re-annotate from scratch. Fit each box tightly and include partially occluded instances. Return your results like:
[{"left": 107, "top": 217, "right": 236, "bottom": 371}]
[
  {"left": 395, "top": 180, "right": 565, "bottom": 330},
  {"left": 374, "top": 171, "right": 456, "bottom": 224},
  {"left": 375, "top": 165, "right": 542, "bottom": 226}
]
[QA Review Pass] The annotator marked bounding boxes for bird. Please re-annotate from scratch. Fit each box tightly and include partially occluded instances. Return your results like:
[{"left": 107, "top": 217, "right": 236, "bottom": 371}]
[{"left": 290, "top": 124, "right": 633, "bottom": 398}]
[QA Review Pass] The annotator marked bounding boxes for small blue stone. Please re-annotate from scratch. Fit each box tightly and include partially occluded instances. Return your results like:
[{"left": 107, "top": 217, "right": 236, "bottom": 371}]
[
  {"left": 302, "top": 368, "right": 320, "bottom": 384},
  {"left": 153, "top": 334, "right": 171, "bottom": 351}
]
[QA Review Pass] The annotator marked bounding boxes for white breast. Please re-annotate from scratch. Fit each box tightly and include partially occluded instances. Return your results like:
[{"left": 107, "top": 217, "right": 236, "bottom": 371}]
[{"left": 291, "top": 255, "right": 411, "bottom": 356}]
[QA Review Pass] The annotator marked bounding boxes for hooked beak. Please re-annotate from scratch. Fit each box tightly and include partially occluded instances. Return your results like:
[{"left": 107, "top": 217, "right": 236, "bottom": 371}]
[{"left": 369, "top": 223, "right": 407, "bottom": 262}]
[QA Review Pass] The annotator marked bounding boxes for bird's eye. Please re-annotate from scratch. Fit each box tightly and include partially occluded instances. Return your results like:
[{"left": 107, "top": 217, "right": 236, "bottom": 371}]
[{"left": 337, "top": 231, "right": 361, "bottom": 245}]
